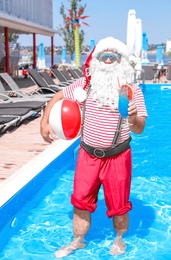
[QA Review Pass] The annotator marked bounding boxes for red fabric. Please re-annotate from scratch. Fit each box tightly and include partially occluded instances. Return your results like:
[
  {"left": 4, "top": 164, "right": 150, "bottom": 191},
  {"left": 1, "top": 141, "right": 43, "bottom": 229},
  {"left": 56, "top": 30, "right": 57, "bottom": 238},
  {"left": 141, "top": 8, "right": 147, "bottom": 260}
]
[
  {"left": 83, "top": 46, "right": 96, "bottom": 90},
  {"left": 71, "top": 147, "right": 132, "bottom": 217},
  {"left": 22, "top": 70, "right": 28, "bottom": 75},
  {"left": 107, "top": 202, "right": 132, "bottom": 217},
  {"left": 71, "top": 194, "right": 97, "bottom": 212}
]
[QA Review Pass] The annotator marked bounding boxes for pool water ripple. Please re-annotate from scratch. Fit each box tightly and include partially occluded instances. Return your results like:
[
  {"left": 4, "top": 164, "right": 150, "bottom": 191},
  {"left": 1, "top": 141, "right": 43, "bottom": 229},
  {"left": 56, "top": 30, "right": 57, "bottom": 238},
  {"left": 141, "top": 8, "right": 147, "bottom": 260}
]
[{"left": 0, "top": 86, "right": 171, "bottom": 259}]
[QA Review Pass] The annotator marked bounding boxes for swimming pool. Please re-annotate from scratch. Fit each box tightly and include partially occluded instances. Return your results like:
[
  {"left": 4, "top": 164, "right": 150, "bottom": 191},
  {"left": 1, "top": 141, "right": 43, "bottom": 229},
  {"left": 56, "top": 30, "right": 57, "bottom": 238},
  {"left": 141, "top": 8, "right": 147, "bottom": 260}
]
[{"left": 0, "top": 83, "right": 171, "bottom": 259}]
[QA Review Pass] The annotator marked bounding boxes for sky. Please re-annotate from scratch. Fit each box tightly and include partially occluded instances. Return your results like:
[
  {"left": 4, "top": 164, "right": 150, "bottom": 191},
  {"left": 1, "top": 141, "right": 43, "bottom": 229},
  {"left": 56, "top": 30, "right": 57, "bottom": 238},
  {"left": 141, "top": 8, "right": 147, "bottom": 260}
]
[{"left": 19, "top": 0, "right": 171, "bottom": 47}]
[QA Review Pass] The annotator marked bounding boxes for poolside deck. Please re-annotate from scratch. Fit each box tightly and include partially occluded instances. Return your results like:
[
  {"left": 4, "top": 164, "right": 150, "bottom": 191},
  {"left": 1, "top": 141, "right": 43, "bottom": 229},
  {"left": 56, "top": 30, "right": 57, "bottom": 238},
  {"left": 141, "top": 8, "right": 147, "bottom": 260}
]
[
  {"left": 0, "top": 115, "right": 51, "bottom": 183},
  {"left": 0, "top": 77, "right": 56, "bottom": 184}
]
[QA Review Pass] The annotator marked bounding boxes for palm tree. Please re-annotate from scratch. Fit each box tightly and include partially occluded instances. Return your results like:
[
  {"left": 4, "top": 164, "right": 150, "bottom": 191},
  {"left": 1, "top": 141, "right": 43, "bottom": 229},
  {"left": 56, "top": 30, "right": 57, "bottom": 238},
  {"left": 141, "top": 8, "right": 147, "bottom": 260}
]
[
  {"left": 167, "top": 51, "right": 171, "bottom": 58},
  {"left": 63, "top": 5, "right": 89, "bottom": 68},
  {"left": 2, "top": 33, "right": 19, "bottom": 44}
]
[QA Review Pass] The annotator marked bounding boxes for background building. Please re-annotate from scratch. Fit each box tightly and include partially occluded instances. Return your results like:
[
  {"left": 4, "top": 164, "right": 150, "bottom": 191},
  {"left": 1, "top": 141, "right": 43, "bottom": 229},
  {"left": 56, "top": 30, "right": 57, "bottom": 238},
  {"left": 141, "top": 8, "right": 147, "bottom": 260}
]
[
  {"left": 0, "top": 0, "right": 57, "bottom": 74},
  {"left": 166, "top": 39, "right": 171, "bottom": 53}
]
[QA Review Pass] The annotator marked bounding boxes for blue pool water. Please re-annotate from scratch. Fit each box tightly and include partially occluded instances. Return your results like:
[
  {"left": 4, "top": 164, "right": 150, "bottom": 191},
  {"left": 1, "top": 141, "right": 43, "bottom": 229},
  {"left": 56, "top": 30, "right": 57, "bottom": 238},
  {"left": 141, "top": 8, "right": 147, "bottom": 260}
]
[{"left": 0, "top": 84, "right": 171, "bottom": 259}]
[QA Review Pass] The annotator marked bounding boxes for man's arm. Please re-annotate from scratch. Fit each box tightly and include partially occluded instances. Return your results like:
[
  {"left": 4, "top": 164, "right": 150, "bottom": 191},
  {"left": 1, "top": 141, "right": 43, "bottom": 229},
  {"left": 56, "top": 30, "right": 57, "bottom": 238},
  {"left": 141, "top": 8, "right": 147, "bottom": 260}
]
[{"left": 40, "top": 90, "right": 64, "bottom": 143}]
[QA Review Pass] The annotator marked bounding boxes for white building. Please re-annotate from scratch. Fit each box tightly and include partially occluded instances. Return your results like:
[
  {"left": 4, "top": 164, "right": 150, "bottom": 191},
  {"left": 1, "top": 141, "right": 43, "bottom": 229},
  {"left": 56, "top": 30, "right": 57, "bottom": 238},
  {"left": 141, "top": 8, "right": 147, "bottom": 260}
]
[
  {"left": 0, "top": 0, "right": 57, "bottom": 74},
  {"left": 166, "top": 39, "right": 171, "bottom": 53}
]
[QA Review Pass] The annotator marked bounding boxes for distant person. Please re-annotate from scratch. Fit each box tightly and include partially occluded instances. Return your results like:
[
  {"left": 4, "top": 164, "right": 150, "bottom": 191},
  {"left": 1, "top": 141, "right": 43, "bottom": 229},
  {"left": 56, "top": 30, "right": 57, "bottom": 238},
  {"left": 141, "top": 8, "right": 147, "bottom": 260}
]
[
  {"left": 158, "top": 68, "right": 167, "bottom": 83},
  {"left": 50, "top": 64, "right": 58, "bottom": 69},
  {"left": 40, "top": 36, "right": 148, "bottom": 258}
]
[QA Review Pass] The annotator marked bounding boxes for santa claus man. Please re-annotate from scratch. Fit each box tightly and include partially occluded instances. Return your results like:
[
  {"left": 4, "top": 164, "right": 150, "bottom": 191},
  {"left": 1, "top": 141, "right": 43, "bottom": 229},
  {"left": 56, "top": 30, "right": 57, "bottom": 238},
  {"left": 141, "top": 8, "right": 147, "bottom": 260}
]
[{"left": 40, "top": 36, "right": 148, "bottom": 258}]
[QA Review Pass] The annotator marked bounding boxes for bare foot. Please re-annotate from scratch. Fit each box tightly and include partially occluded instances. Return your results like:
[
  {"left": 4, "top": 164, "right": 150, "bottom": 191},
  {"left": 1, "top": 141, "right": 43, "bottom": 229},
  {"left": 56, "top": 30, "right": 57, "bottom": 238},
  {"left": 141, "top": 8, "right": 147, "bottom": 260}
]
[
  {"left": 55, "top": 238, "right": 86, "bottom": 258},
  {"left": 110, "top": 236, "right": 126, "bottom": 255}
]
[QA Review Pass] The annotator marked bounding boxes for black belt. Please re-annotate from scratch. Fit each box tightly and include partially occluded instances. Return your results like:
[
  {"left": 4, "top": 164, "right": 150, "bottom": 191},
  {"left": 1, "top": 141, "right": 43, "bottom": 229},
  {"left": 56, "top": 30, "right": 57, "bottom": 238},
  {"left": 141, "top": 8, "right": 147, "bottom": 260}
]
[{"left": 81, "top": 137, "right": 131, "bottom": 158}]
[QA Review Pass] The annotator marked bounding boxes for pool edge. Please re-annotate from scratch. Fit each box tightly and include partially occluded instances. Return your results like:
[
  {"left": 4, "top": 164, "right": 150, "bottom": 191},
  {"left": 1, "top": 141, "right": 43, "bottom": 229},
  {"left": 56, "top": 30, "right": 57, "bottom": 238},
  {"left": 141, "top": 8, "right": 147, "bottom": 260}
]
[{"left": 0, "top": 137, "right": 79, "bottom": 207}]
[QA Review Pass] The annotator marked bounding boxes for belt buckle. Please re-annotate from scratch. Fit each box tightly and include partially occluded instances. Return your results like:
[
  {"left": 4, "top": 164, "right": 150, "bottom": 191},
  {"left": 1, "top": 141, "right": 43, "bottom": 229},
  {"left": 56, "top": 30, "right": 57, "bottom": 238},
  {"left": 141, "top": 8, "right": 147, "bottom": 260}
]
[{"left": 93, "top": 148, "right": 105, "bottom": 158}]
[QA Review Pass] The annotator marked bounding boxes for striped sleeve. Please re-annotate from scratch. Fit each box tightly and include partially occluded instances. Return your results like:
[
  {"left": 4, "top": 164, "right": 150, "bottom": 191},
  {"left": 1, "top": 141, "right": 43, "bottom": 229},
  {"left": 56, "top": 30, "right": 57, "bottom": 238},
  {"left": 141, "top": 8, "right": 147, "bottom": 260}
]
[
  {"left": 63, "top": 77, "right": 86, "bottom": 100},
  {"left": 133, "top": 84, "right": 148, "bottom": 118}
]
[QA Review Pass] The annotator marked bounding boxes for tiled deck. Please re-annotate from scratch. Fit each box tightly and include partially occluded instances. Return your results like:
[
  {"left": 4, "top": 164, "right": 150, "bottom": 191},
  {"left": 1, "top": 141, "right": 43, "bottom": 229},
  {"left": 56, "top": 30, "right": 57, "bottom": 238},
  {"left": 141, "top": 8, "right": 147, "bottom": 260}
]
[
  {"left": 0, "top": 115, "right": 51, "bottom": 184},
  {"left": 0, "top": 78, "right": 55, "bottom": 185}
]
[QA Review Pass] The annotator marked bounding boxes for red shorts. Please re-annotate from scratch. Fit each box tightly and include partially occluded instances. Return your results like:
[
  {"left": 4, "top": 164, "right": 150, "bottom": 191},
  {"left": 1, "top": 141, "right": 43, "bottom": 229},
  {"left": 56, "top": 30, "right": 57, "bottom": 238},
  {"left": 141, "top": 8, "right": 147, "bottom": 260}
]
[{"left": 71, "top": 147, "right": 132, "bottom": 218}]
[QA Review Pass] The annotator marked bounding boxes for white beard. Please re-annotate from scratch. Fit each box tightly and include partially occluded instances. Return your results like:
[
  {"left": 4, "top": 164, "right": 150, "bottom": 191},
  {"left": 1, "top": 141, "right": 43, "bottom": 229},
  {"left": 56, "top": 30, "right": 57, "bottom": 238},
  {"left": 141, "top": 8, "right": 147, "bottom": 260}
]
[{"left": 89, "top": 58, "right": 135, "bottom": 110}]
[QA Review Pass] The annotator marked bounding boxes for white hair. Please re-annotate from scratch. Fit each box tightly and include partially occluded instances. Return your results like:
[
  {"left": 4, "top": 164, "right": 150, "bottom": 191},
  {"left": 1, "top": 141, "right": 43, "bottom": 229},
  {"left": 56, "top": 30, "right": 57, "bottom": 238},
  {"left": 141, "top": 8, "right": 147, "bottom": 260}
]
[{"left": 89, "top": 57, "right": 135, "bottom": 110}]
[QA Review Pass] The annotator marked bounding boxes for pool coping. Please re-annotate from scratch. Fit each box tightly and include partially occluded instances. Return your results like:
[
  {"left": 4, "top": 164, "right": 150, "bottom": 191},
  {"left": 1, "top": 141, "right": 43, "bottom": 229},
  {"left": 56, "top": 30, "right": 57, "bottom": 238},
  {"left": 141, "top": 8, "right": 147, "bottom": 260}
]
[{"left": 0, "top": 138, "right": 78, "bottom": 207}]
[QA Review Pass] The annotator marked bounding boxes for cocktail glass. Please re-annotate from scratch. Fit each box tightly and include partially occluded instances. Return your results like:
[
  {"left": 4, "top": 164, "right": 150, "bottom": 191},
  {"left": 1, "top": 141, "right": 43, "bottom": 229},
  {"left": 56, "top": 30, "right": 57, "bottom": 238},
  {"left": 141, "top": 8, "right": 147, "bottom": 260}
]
[
  {"left": 118, "top": 84, "right": 134, "bottom": 127},
  {"left": 118, "top": 87, "right": 129, "bottom": 118}
]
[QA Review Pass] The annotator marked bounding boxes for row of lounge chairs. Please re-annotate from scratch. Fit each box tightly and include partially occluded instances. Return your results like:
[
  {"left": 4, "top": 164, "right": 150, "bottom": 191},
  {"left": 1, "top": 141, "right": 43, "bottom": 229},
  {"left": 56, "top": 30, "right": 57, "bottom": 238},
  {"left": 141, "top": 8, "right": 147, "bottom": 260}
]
[
  {"left": 0, "top": 78, "right": 47, "bottom": 134},
  {"left": 0, "top": 68, "right": 83, "bottom": 135},
  {"left": 28, "top": 68, "right": 83, "bottom": 89}
]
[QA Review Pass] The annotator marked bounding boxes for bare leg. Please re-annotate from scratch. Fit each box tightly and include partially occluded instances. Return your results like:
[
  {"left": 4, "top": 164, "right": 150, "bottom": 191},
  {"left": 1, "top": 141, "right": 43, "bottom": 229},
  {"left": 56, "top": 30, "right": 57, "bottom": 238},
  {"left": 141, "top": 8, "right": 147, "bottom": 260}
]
[
  {"left": 55, "top": 207, "right": 91, "bottom": 258},
  {"left": 110, "top": 213, "right": 128, "bottom": 255}
]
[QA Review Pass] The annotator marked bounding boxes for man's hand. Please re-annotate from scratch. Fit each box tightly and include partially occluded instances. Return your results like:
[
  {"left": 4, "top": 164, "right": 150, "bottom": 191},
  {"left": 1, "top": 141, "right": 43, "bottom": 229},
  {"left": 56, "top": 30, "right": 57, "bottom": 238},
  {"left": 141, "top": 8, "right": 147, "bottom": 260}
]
[
  {"left": 128, "top": 101, "right": 137, "bottom": 125},
  {"left": 128, "top": 101, "right": 146, "bottom": 134},
  {"left": 40, "top": 120, "right": 57, "bottom": 143}
]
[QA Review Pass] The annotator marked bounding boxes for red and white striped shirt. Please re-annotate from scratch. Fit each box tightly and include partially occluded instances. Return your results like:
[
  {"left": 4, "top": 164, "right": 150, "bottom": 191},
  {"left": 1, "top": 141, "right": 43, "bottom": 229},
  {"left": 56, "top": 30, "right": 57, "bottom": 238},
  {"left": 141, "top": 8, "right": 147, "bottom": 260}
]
[{"left": 63, "top": 77, "right": 148, "bottom": 148}]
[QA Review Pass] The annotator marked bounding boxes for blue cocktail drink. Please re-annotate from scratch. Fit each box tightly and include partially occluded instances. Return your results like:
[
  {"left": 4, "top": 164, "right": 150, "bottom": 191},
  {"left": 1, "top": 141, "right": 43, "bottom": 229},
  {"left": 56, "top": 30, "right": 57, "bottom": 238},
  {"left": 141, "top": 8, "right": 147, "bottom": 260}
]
[{"left": 118, "top": 88, "right": 129, "bottom": 118}]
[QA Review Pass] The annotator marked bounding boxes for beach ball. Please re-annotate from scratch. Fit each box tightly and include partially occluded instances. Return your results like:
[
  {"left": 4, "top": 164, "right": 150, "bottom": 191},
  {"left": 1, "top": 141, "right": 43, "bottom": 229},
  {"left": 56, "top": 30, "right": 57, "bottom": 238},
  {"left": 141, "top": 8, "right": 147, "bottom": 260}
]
[{"left": 49, "top": 99, "right": 82, "bottom": 140}]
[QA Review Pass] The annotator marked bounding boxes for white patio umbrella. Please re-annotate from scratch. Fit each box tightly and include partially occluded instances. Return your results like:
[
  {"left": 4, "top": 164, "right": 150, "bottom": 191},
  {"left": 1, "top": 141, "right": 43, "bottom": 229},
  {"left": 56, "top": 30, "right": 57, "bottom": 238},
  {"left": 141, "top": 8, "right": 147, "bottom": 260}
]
[
  {"left": 134, "top": 18, "right": 142, "bottom": 58},
  {"left": 134, "top": 18, "right": 142, "bottom": 81},
  {"left": 126, "top": 9, "right": 136, "bottom": 56},
  {"left": 37, "top": 42, "right": 46, "bottom": 70}
]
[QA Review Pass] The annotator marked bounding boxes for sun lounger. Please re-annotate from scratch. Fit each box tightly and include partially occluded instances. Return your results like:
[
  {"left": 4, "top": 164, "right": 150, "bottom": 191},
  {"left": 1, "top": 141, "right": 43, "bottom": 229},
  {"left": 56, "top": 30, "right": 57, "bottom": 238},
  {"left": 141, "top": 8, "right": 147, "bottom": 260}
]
[
  {"left": 141, "top": 64, "right": 158, "bottom": 81},
  {"left": 50, "top": 68, "right": 72, "bottom": 86},
  {"left": 59, "top": 70, "right": 76, "bottom": 83},
  {"left": 28, "top": 69, "right": 64, "bottom": 94},
  {"left": 0, "top": 107, "right": 38, "bottom": 132},
  {"left": 0, "top": 81, "right": 47, "bottom": 114},
  {"left": 74, "top": 68, "right": 83, "bottom": 77},
  {"left": 0, "top": 80, "right": 50, "bottom": 104},
  {"left": 67, "top": 69, "right": 80, "bottom": 79},
  {"left": 0, "top": 100, "right": 46, "bottom": 114},
  {"left": 0, "top": 115, "right": 20, "bottom": 134},
  {"left": 0, "top": 95, "right": 46, "bottom": 133},
  {"left": 39, "top": 71, "right": 68, "bottom": 88},
  {"left": 0, "top": 72, "right": 41, "bottom": 96},
  {"left": 0, "top": 72, "right": 54, "bottom": 100}
]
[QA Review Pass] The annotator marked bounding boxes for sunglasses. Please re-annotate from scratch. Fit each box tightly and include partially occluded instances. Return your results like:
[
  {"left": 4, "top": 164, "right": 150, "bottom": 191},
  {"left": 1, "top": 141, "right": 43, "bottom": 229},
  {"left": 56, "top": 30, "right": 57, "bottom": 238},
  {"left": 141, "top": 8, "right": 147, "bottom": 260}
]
[{"left": 97, "top": 52, "right": 122, "bottom": 62}]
